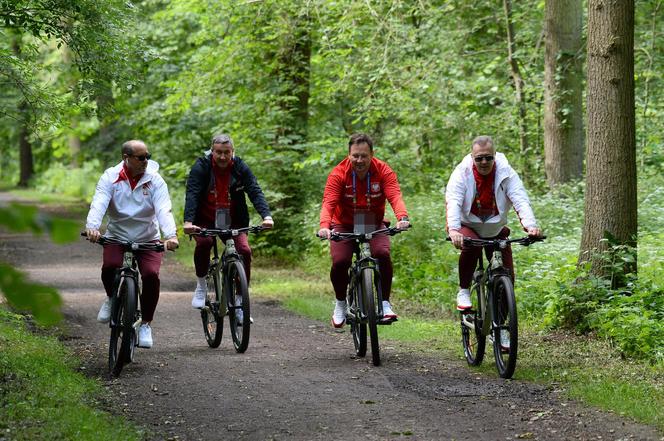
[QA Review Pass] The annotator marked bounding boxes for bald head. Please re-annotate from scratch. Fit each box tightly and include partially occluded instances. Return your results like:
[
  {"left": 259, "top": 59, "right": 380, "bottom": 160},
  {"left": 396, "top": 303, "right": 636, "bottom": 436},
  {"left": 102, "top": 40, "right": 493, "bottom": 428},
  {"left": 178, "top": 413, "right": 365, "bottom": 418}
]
[{"left": 121, "top": 140, "right": 147, "bottom": 156}]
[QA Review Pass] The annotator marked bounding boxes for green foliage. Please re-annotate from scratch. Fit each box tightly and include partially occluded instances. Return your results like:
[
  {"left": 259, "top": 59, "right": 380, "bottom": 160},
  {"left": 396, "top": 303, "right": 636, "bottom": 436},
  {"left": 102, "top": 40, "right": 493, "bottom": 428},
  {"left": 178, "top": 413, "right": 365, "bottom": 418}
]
[
  {"left": 34, "top": 160, "right": 103, "bottom": 202},
  {"left": 0, "top": 307, "right": 143, "bottom": 440},
  {"left": 0, "top": 203, "right": 79, "bottom": 324}
]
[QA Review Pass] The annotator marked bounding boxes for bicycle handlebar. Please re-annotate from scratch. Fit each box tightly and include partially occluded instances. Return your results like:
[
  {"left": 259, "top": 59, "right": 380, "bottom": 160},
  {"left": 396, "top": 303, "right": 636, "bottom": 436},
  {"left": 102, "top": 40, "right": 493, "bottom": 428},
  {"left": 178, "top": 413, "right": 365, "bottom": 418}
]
[
  {"left": 446, "top": 235, "right": 546, "bottom": 248},
  {"left": 317, "top": 226, "right": 408, "bottom": 242},
  {"left": 81, "top": 232, "right": 166, "bottom": 252},
  {"left": 189, "top": 225, "right": 265, "bottom": 238}
]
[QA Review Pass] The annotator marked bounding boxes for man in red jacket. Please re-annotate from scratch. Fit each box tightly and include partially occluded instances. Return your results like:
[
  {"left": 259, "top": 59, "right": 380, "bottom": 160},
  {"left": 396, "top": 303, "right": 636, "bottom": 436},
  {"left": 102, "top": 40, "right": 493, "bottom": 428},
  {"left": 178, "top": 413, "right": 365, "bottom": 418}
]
[{"left": 318, "top": 133, "right": 410, "bottom": 328}]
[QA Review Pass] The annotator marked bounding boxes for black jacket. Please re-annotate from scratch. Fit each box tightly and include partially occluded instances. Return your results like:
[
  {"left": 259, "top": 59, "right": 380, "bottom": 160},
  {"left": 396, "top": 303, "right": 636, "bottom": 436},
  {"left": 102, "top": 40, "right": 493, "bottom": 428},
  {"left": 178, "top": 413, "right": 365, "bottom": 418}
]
[{"left": 184, "top": 153, "right": 271, "bottom": 227}]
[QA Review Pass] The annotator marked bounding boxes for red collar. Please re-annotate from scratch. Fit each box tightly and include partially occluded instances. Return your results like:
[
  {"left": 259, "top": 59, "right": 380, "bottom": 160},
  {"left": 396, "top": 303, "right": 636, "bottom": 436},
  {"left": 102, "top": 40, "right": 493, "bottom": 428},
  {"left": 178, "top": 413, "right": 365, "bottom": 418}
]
[{"left": 115, "top": 163, "right": 144, "bottom": 190}]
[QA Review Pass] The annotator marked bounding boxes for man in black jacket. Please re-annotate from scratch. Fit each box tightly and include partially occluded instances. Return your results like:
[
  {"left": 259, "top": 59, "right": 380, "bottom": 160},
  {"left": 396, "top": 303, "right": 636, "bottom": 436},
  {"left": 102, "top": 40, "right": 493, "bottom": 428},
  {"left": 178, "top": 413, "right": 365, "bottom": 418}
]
[{"left": 183, "top": 134, "right": 273, "bottom": 313}]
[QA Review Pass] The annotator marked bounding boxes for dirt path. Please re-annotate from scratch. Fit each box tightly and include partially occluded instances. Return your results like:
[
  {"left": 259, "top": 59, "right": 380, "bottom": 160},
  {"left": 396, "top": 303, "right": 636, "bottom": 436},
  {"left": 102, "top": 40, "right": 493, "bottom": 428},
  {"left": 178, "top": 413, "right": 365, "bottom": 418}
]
[{"left": 1, "top": 203, "right": 662, "bottom": 440}]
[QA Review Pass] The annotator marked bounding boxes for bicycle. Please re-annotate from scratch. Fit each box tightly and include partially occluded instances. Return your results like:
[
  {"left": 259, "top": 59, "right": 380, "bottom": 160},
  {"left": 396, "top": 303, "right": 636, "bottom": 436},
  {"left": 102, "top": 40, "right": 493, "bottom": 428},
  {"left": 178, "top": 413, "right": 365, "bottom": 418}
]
[
  {"left": 320, "top": 227, "right": 406, "bottom": 366},
  {"left": 455, "top": 235, "right": 545, "bottom": 379},
  {"left": 83, "top": 233, "right": 165, "bottom": 377},
  {"left": 190, "top": 226, "right": 263, "bottom": 353}
]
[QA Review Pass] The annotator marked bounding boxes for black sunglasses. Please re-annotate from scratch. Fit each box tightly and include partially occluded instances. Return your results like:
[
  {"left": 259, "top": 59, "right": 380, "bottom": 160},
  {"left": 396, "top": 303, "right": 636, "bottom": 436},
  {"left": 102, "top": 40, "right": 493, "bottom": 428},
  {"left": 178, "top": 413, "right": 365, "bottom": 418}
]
[
  {"left": 474, "top": 155, "right": 494, "bottom": 163},
  {"left": 129, "top": 153, "right": 151, "bottom": 161}
]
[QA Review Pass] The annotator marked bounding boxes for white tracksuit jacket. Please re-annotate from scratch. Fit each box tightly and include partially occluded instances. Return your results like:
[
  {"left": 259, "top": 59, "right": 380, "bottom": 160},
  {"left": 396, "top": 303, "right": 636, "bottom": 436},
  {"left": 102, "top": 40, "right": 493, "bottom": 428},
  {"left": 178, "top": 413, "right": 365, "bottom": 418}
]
[
  {"left": 86, "top": 160, "right": 177, "bottom": 242},
  {"left": 445, "top": 152, "right": 537, "bottom": 238}
]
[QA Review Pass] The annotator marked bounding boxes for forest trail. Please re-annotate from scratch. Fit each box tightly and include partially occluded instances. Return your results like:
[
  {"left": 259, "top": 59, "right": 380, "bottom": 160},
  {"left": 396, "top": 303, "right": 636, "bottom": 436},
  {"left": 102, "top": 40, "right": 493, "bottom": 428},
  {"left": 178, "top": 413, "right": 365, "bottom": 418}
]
[{"left": 1, "top": 202, "right": 661, "bottom": 440}]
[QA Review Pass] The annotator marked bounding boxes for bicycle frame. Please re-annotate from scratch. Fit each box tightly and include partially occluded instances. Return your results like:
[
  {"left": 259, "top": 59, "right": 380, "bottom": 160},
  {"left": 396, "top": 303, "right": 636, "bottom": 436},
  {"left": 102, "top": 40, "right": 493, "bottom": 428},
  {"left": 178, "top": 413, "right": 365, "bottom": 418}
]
[
  {"left": 208, "top": 233, "right": 244, "bottom": 317},
  {"left": 461, "top": 243, "right": 509, "bottom": 338}
]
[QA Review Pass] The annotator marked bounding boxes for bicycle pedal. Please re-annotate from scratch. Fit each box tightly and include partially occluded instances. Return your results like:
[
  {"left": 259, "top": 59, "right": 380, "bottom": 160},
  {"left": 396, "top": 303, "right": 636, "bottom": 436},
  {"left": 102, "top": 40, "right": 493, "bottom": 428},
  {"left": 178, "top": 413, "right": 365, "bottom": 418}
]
[{"left": 378, "top": 317, "right": 397, "bottom": 325}]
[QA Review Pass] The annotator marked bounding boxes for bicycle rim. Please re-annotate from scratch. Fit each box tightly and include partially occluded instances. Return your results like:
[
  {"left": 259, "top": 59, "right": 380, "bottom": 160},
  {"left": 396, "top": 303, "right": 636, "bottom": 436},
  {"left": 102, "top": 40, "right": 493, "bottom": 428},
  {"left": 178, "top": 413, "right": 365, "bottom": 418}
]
[
  {"left": 202, "top": 265, "right": 223, "bottom": 348},
  {"left": 349, "top": 285, "right": 367, "bottom": 357},
  {"left": 492, "top": 276, "right": 518, "bottom": 379},
  {"left": 461, "top": 283, "right": 486, "bottom": 366},
  {"left": 227, "top": 262, "right": 250, "bottom": 353},
  {"left": 109, "top": 277, "right": 137, "bottom": 377},
  {"left": 361, "top": 269, "right": 380, "bottom": 366}
]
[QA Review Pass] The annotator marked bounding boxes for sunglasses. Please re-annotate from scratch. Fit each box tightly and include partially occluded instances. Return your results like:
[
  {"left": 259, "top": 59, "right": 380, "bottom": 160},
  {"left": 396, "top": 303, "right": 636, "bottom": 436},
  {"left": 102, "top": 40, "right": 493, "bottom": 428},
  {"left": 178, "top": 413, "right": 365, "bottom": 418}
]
[
  {"left": 474, "top": 155, "right": 494, "bottom": 163},
  {"left": 129, "top": 153, "right": 151, "bottom": 162}
]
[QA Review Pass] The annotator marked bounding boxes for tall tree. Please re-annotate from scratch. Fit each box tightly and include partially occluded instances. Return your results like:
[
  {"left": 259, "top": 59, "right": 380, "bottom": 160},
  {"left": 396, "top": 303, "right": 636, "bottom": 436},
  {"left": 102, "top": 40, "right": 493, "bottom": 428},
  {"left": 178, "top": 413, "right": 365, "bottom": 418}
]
[
  {"left": 503, "top": 0, "right": 530, "bottom": 156},
  {"left": 543, "top": 0, "right": 585, "bottom": 187},
  {"left": 11, "top": 35, "right": 33, "bottom": 187},
  {"left": 580, "top": 0, "right": 636, "bottom": 275}
]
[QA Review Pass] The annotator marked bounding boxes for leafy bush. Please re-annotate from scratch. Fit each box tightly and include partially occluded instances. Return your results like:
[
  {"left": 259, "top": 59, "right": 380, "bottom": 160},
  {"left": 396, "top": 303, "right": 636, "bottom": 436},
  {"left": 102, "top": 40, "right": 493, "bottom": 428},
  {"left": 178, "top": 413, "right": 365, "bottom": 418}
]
[{"left": 34, "top": 161, "right": 103, "bottom": 202}]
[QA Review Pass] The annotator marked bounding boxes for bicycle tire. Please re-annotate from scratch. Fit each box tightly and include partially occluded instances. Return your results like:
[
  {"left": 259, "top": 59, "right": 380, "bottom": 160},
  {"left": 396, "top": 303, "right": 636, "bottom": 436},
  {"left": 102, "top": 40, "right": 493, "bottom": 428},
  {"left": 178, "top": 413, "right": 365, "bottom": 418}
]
[
  {"left": 461, "top": 281, "right": 486, "bottom": 366},
  {"left": 109, "top": 276, "right": 137, "bottom": 377},
  {"left": 201, "top": 264, "right": 223, "bottom": 348},
  {"left": 227, "top": 261, "right": 250, "bottom": 353},
  {"left": 492, "top": 275, "right": 518, "bottom": 379},
  {"left": 349, "top": 282, "right": 367, "bottom": 357},
  {"left": 361, "top": 269, "right": 380, "bottom": 366}
]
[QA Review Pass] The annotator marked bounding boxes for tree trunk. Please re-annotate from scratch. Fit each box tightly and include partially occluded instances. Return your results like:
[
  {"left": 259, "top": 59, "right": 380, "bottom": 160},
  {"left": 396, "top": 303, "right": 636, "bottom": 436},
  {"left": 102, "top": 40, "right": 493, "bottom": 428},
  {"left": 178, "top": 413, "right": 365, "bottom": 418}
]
[
  {"left": 543, "top": 0, "right": 585, "bottom": 187},
  {"left": 580, "top": 0, "right": 636, "bottom": 275},
  {"left": 503, "top": 0, "right": 529, "bottom": 156},
  {"left": 17, "top": 100, "right": 33, "bottom": 187},
  {"left": 12, "top": 35, "right": 34, "bottom": 187}
]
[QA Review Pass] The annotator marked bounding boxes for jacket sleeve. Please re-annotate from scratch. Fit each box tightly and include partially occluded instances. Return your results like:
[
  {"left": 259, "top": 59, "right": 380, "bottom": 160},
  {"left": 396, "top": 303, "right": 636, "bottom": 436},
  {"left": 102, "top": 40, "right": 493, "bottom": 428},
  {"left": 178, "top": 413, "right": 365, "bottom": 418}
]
[
  {"left": 504, "top": 171, "right": 537, "bottom": 230},
  {"left": 382, "top": 166, "right": 408, "bottom": 220},
  {"left": 319, "top": 172, "right": 343, "bottom": 229},
  {"left": 444, "top": 167, "right": 465, "bottom": 232},
  {"left": 152, "top": 175, "right": 177, "bottom": 239},
  {"left": 86, "top": 172, "right": 113, "bottom": 230},
  {"left": 184, "top": 159, "right": 205, "bottom": 223},
  {"left": 239, "top": 162, "right": 272, "bottom": 219}
]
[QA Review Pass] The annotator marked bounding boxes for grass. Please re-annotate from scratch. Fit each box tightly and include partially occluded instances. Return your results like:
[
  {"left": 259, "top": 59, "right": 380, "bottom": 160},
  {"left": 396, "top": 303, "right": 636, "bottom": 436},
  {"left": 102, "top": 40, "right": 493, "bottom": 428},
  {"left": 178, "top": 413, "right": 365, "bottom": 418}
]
[
  {"left": 0, "top": 308, "right": 143, "bottom": 441},
  {"left": 250, "top": 262, "right": 664, "bottom": 433}
]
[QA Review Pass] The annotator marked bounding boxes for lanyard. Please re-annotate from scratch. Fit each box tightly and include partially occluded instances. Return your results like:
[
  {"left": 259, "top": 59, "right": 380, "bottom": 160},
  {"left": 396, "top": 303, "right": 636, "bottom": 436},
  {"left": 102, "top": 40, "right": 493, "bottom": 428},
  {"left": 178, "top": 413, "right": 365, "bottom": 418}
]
[{"left": 352, "top": 170, "right": 371, "bottom": 210}]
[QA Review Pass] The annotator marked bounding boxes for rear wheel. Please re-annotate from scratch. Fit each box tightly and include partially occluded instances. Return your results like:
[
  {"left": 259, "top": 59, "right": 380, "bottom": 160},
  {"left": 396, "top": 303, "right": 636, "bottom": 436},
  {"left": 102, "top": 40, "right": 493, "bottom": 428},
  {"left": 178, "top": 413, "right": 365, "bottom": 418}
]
[
  {"left": 201, "top": 264, "right": 223, "bottom": 348},
  {"left": 361, "top": 269, "right": 380, "bottom": 366},
  {"left": 349, "top": 284, "right": 367, "bottom": 357},
  {"left": 109, "top": 276, "right": 137, "bottom": 377},
  {"left": 227, "top": 261, "right": 250, "bottom": 353},
  {"left": 492, "top": 276, "right": 518, "bottom": 379},
  {"left": 461, "top": 282, "right": 486, "bottom": 366}
]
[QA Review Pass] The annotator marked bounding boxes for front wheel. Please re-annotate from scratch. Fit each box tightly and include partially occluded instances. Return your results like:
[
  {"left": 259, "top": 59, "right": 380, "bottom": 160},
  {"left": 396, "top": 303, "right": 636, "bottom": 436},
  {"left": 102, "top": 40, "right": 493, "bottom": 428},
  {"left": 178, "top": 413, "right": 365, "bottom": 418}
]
[
  {"left": 361, "top": 269, "right": 380, "bottom": 366},
  {"left": 349, "top": 282, "right": 367, "bottom": 357},
  {"left": 109, "top": 276, "right": 137, "bottom": 377},
  {"left": 201, "top": 264, "right": 223, "bottom": 348},
  {"left": 227, "top": 261, "right": 250, "bottom": 353},
  {"left": 461, "top": 282, "right": 486, "bottom": 366},
  {"left": 492, "top": 276, "right": 518, "bottom": 379}
]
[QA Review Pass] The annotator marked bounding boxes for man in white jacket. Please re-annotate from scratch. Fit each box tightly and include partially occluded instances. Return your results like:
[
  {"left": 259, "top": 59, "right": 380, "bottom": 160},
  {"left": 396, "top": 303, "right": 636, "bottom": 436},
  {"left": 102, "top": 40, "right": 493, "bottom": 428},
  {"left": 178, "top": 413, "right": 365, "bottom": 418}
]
[
  {"left": 445, "top": 136, "right": 542, "bottom": 310},
  {"left": 86, "top": 140, "right": 179, "bottom": 348}
]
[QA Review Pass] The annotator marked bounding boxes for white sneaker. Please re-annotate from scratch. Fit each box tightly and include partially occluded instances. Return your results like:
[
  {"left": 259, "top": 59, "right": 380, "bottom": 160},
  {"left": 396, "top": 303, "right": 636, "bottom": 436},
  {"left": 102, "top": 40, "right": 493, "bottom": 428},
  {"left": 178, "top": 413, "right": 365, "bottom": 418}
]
[
  {"left": 456, "top": 289, "right": 472, "bottom": 310},
  {"left": 192, "top": 284, "right": 206, "bottom": 309},
  {"left": 97, "top": 298, "right": 111, "bottom": 323},
  {"left": 500, "top": 329, "right": 510, "bottom": 351},
  {"left": 331, "top": 300, "right": 347, "bottom": 328},
  {"left": 381, "top": 300, "right": 398, "bottom": 321},
  {"left": 234, "top": 295, "right": 253, "bottom": 325},
  {"left": 138, "top": 323, "right": 153, "bottom": 348}
]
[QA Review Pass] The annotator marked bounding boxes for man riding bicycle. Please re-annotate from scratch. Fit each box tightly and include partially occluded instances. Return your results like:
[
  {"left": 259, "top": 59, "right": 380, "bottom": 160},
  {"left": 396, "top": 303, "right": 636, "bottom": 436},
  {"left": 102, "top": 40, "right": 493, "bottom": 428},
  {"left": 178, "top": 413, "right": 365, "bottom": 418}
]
[
  {"left": 183, "top": 133, "right": 273, "bottom": 322},
  {"left": 85, "top": 140, "right": 179, "bottom": 349},
  {"left": 445, "top": 135, "right": 543, "bottom": 311},
  {"left": 318, "top": 133, "right": 410, "bottom": 328}
]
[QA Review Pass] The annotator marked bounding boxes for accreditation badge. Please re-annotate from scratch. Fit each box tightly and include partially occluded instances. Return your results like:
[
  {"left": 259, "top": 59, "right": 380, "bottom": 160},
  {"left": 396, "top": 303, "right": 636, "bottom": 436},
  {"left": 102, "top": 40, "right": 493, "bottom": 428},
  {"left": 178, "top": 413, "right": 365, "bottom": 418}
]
[
  {"left": 353, "top": 210, "right": 378, "bottom": 234},
  {"left": 215, "top": 208, "right": 231, "bottom": 229}
]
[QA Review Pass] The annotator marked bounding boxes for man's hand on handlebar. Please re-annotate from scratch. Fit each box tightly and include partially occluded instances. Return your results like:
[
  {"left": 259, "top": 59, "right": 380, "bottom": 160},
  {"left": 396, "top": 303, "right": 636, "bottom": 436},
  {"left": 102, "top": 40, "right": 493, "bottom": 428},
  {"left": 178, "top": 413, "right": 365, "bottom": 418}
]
[
  {"left": 164, "top": 237, "right": 179, "bottom": 251},
  {"left": 183, "top": 221, "right": 201, "bottom": 235},
  {"left": 262, "top": 217, "right": 274, "bottom": 229},
  {"left": 317, "top": 228, "right": 331, "bottom": 240},
  {"left": 86, "top": 228, "right": 101, "bottom": 243},
  {"left": 449, "top": 229, "right": 464, "bottom": 249},
  {"left": 396, "top": 220, "right": 410, "bottom": 230},
  {"left": 527, "top": 226, "right": 543, "bottom": 238}
]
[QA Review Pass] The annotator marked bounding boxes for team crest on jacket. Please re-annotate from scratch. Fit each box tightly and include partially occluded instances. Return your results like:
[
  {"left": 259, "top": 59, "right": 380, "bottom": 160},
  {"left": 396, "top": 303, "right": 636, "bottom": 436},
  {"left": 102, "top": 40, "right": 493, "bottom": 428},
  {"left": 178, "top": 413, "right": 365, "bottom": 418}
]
[{"left": 371, "top": 183, "right": 380, "bottom": 192}]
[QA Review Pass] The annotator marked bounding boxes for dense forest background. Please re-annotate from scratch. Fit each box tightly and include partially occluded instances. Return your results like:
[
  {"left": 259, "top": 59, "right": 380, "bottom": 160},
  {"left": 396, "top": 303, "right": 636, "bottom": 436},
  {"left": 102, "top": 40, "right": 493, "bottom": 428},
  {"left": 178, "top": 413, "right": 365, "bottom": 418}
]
[{"left": 1, "top": 0, "right": 662, "bottom": 361}]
